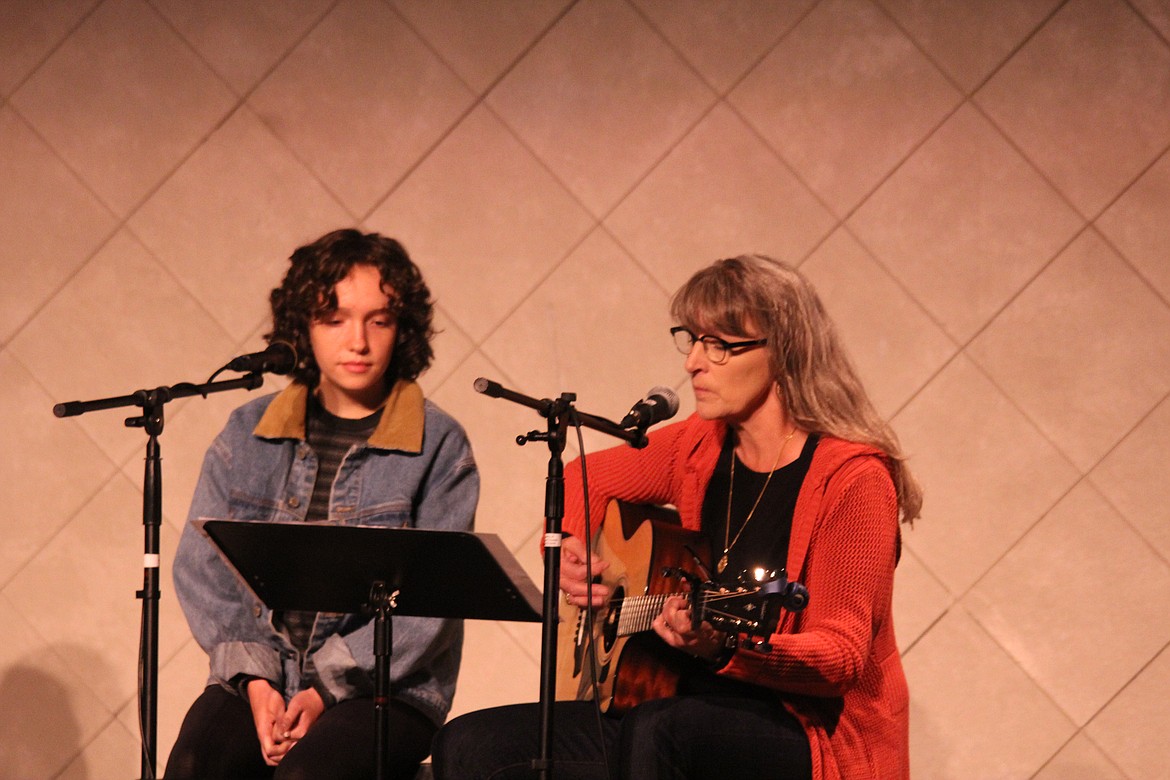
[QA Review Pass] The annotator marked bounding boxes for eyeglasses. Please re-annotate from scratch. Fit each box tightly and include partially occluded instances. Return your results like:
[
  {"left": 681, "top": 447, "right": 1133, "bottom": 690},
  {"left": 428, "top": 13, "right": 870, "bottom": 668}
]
[{"left": 670, "top": 326, "right": 767, "bottom": 365}]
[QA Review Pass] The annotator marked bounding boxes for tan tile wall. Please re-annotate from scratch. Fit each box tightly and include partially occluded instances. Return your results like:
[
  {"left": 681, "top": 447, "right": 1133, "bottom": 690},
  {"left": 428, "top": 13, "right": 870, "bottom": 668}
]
[{"left": 1, "top": 1, "right": 1168, "bottom": 777}]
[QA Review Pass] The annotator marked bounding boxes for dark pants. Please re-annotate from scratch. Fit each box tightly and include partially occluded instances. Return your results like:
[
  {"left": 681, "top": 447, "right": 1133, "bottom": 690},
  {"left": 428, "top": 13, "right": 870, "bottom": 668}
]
[
  {"left": 164, "top": 685, "right": 435, "bottom": 780},
  {"left": 431, "top": 696, "right": 812, "bottom": 780}
]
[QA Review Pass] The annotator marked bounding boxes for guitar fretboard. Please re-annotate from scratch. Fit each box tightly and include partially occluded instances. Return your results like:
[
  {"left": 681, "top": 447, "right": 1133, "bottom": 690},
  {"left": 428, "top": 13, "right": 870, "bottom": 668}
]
[
  {"left": 614, "top": 589, "right": 765, "bottom": 637},
  {"left": 616, "top": 593, "right": 671, "bottom": 635}
]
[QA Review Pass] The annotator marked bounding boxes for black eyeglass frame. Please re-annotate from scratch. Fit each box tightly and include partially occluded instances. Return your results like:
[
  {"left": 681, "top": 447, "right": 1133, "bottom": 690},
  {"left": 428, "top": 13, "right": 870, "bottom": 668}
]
[{"left": 670, "top": 326, "right": 768, "bottom": 364}]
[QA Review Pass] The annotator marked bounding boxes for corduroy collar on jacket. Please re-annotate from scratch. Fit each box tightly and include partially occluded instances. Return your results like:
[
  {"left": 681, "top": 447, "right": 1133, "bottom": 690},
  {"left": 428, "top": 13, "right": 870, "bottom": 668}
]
[{"left": 251, "top": 379, "right": 425, "bottom": 453}]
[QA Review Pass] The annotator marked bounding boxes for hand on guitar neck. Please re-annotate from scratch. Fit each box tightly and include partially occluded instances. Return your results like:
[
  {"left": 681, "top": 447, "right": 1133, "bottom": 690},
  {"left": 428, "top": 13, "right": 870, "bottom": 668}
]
[{"left": 650, "top": 594, "right": 725, "bottom": 662}]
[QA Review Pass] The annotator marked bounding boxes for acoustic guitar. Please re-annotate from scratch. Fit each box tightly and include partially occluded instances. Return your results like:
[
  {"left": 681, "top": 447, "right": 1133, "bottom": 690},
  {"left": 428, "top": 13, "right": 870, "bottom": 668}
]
[{"left": 555, "top": 500, "right": 807, "bottom": 714}]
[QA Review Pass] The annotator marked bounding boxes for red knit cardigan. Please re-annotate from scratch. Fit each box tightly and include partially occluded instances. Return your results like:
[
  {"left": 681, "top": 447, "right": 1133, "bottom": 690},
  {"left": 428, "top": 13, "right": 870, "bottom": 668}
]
[{"left": 562, "top": 414, "right": 909, "bottom": 780}]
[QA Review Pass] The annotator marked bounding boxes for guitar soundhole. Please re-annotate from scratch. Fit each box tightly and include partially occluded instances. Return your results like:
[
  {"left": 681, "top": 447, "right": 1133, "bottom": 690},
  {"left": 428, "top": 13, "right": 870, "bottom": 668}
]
[{"left": 603, "top": 585, "right": 624, "bottom": 652}]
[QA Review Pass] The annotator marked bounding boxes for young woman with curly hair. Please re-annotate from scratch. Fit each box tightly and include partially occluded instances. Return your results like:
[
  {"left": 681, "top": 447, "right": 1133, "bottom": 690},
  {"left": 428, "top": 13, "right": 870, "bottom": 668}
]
[{"left": 167, "top": 229, "right": 479, "bottom": 780}]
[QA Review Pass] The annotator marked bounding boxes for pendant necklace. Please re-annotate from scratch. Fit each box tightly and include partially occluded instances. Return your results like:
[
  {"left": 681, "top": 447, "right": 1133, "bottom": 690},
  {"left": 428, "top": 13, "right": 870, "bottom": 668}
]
[{"left": 719, "top": 428, "right": 796, "bottom": 574}]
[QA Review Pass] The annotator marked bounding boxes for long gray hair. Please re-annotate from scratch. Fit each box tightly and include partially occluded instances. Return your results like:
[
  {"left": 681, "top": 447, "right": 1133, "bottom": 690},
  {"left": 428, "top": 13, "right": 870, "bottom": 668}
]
[{"left": 671, "top": 254, "right": 922, "bottom": 523}]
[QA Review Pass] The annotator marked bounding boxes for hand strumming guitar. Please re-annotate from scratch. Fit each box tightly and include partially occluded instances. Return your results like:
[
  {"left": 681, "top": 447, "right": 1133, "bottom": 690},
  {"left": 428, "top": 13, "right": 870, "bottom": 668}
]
[{"left": 560, "top": 534, "right": 610, "bottom": 608}]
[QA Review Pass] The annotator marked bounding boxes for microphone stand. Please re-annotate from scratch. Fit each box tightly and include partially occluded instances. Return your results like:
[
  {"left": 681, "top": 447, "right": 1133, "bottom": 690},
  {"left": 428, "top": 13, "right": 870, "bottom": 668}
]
[
  {"left": 473, "top": 378, "right": 645, "bottom": 780},
  {"left": 53, "top": 372, "right": 265, "bottom": 780}
]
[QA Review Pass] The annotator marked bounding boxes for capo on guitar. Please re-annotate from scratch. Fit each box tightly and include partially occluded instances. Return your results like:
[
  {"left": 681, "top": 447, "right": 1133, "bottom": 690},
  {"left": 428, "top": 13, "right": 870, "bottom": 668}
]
[
  {"left": 683, "top": 544, "right": 714, "bottom": 581},
  {"left": 660, "top": 566, "right": 707, "bottom": 632}
]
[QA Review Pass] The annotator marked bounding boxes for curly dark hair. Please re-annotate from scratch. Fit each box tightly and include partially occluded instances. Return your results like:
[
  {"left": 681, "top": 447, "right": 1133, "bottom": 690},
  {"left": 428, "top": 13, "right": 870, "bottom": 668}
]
[{"left": 266, "top": 229, "right": 435, "bottom": 389}]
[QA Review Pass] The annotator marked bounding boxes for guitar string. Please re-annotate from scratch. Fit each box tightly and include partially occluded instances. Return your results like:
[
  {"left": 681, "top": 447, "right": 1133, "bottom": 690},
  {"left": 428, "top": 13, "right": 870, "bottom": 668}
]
[{"left": 613, "top": 590, "right": 768, "bottom": 634}]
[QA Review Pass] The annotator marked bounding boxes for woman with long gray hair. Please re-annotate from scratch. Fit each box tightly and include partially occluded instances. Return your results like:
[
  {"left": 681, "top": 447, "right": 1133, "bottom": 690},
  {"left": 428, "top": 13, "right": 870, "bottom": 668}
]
[{"left": 435, "top": 255, "right": 918, "bottom": 779}]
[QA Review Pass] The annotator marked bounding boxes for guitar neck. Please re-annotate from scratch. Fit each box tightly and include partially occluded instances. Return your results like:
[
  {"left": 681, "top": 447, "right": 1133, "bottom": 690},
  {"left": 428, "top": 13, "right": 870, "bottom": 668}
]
[
  {"left": 617, "top": 592, "right": 681, "bottom": 636},
  {"left": 615, "top": 587, "right": 776, "bottom": 638}
]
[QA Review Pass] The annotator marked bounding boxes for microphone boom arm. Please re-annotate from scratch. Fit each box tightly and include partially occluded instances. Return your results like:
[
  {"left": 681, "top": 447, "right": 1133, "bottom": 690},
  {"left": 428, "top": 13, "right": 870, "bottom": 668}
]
[
  {"left": 473, "top": 377, "right": 649, "bottom": 448},
  {"left": 53, "top": 374, "right": 264, "bottom": 419}
]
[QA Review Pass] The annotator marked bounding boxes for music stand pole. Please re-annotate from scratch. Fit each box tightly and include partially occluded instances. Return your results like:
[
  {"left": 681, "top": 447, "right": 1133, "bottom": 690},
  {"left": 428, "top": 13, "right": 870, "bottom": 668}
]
[{"left": 370, "top": 581, "right": 397, "bottom": 780}]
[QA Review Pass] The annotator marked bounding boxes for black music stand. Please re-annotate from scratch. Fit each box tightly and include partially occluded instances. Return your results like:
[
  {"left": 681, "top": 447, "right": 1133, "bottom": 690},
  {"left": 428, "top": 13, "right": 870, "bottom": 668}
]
[{"left": 194, "top": 519, "right": 543, "bottom": 780}]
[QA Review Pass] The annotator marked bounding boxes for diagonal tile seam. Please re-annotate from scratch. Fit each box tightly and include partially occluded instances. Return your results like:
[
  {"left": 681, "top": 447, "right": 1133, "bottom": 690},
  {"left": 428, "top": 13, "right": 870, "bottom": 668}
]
[
  {"left": 4, "top": 359, "right": 228, "bottom": 659},
  {"left": 65, "top": 711, "right": 139, "bottom": 780},
  {"left": 952, "top": 600, "right": 1082, "bottom": 728},
  {"left": 391, "top": 0, "right": 579, "bottom": 104},
  {"left": 876, "top": 215, "right": 1092, "bottom": 366},
  {"left": 1132, "top": 0, "right": 1170, "bottom": 47},
  {"left": 893, "top": 545, "right": 954, "bottom": 658},
  {"left": 1029, "top": 727, "right": 1130, "bottom": 780},
  {"left": 4, "top": 106, "right": 260, "bottom": 359},
  {"left": 873, "top": 0, "right": 1070, "bottom": 100},
  {"left": 149, "top": 0, "right": 361, "bottom": 228},
  {"left": 357, "top": 0, "right": 578, "bottom": 225},
  {"left": 1090, "top": 144, "right": 1170, "bottom": 311},
  {"left": 146, "top": 0, "right": 342, "bottom": 103},
  {"left": 932, "top": 466, "right": 1152, "bottom": 688},
  {"left": 502, "top": 524, "right": 545, "bottom": 667},
  {"left": 477, "top": 60, "right": 720, "bottom": 227},
  {"left": 949, "top": 221, "right": 1165, "bottom": 469},
  {"left": 375, "top": 196, "right": 598, "bottom": 367},
  {"left": 1071, "top": 638, "right": 1170, "bottom": 775},
  {"left": 901, "top": 598, "right": 1108, "bottom": 760},
  {"left": 0, "top": 107, "right": 120, "bottom": 351},
  {"left": 1085, "top": 388, "right": 1170, "bottom": 569},
  {"left": 0, "top": 354, "right": 124, "bottom": 588},
  {"left": 119, "top": 218, "right": 261, "bottom": 362},
  {"left": 731, "top": 83, "right": 965, "bottom": 226},
  {"left": 837, "top": 184, "right": 1084, "bottom": 388},
  {"left": 905, "top": 333, "right": 1170, "bottom": 598},
  {"left": 37, "top": 693, "right": 129, "bottom": 779},
  {"left": 5, "top": 3, "right": 338, "bottom": 349},
  {"left": 846, "top": 102, "right": 1170, "bottom": 344},
  {"left": 371, "top": 3, "right": 828, "bottom": 320},
  {"left": 11, "top": 1, "right": 247, "bottom": 222},
  {"left": 0, "top": 465, "right": 139, "bottom": 593},
  {"left": 971, "top": 77, "right": 1123, "bottom": 226},
  {"left": 625, "top": 0, "right": 817, "bottom": 97},
  {"left": 0, "top": 0, "right": 104, "bottom": 101},
  {"left": 954, "top": 601, "right": 1140, "bottom": 778},
  {"left": 892, "top": 354, "right": 1086, "bottom": 623},
  {"left": 715, "top": 97, "right": 841, "bottom": 260},
  {"left": 0, "top": 520, "right": 135, "bottom": 737},
  {"left": 725, "top": 0, "right": 971, "bottom": 224}
]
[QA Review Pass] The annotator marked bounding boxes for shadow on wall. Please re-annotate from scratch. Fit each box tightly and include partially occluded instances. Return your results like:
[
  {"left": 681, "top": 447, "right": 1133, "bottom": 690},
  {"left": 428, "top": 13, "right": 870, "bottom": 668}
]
[{"left": 0, "top": 661, "right": 87, "bottom": 779}]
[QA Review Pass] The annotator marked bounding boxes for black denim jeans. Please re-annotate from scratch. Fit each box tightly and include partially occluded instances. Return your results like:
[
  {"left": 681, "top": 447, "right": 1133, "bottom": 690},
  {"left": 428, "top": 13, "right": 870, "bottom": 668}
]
[
  {"left": 165, "top": 685, "right": 435, "bottom": 780},
  {"left": 431, "top": 695, "right": 811, "bottom": 780}
]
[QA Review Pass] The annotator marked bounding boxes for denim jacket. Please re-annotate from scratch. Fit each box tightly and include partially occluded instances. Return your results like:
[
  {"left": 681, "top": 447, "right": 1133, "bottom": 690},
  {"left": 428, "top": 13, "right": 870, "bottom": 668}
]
[{"left": 172, "top": 379, "right": 479, "bottom": 726}]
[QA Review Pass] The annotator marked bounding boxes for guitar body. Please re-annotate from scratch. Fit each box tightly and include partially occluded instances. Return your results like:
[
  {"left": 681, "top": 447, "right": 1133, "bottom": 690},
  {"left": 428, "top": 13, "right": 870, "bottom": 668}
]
[{"left": 556, "top": 500, "right": 710, "bottom": 714}]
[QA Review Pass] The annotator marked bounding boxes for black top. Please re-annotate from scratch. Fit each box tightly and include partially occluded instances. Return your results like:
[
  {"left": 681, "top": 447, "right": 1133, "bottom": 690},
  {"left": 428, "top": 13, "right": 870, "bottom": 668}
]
[
  {"left": 700, "top": 432, "right": 819, "bottom": 584},
  {"left": 678, "top": 431, "right": 818, "bottom": 697}
]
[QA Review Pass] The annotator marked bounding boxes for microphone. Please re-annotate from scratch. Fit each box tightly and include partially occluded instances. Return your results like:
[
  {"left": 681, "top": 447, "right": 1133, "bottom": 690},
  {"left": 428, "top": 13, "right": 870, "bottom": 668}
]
[
  {"left": 620, "top": 385, "right": 680, "bottom": 430},
  {"left": 226, "top": 342, "right": 297, "bottom": 375}
]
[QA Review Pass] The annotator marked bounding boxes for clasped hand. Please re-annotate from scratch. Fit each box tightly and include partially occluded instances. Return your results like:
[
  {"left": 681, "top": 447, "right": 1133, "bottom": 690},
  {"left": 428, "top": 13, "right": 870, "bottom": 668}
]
[{"left": 246, "top": 679, "right": 325, "bottom": 766}]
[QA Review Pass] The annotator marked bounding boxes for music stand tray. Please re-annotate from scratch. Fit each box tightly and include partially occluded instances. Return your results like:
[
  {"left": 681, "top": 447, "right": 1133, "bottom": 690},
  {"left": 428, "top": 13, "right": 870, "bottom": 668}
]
[{"left": 193, "top": 519, "right": 543, "bottom": 780}]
